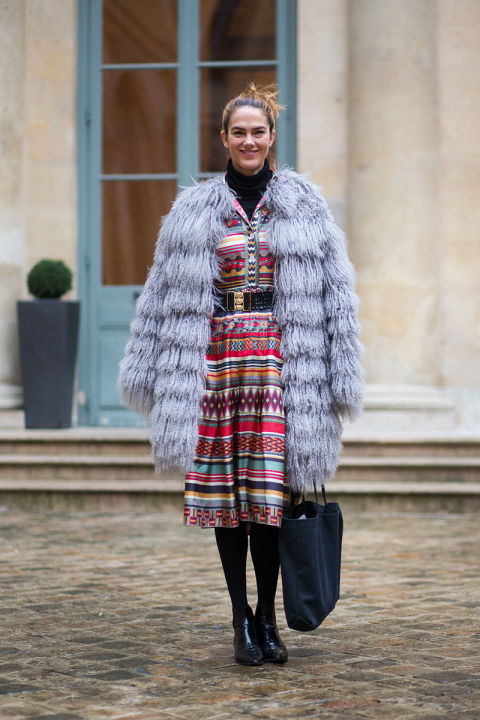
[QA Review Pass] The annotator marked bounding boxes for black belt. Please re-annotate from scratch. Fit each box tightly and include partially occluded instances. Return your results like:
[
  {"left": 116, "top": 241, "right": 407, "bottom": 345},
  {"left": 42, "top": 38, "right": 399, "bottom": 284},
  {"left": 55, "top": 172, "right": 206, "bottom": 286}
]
[{"left": 213, "top": 289, "right": 275, "bottom": 315}]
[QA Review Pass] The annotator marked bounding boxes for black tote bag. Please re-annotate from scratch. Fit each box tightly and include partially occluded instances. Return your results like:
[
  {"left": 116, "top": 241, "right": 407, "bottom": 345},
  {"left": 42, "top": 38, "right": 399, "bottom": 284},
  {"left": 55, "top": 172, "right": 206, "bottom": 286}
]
[{"left": 279, "top": 484, "right": 343, "bottom": 632}]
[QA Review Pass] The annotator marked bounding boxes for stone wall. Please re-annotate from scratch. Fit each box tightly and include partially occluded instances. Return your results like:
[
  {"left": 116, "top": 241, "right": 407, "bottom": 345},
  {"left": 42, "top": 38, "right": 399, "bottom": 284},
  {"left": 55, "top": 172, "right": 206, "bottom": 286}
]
[
  {"left": 0, "top": 0, "right": 76, "bottom": 409},
  {"left": 298, "top": 0, "right": 480, "bottom": 430},
  {"left": 437, "top": 0, "right": 480, "bottom": 425},
  {"left": 298, "top": 0, "right": 348, "bottom": 227},
  {"left": 23, "top": 0, "right": 77, "bottom": 280},
  {"left": 0, "top": 1, "right": 25, "bottom": 394},
  {"left": 348, "top": 0, "right": 440, "bottom": 387}
]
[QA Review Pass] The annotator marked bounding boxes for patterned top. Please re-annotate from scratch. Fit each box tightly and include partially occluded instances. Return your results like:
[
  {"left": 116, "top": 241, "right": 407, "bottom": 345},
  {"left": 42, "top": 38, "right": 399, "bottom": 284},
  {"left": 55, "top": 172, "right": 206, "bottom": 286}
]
[{"left": 214, "top": 196, "right": 274, "bottom": 292}]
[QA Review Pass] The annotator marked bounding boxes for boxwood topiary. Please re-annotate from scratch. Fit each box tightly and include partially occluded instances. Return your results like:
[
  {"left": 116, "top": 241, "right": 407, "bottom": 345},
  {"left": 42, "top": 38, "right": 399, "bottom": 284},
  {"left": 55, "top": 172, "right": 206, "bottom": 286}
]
[{"left": 27, "top": 259, "right": 73, "bottom": 299}]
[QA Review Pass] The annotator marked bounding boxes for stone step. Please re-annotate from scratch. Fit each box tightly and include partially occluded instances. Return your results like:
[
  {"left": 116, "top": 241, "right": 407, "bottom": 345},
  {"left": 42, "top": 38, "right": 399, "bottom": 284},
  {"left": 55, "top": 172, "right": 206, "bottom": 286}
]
[
  {"left": 0, "top": 453, "right": 479, "bottom": 486},
  {"left": 0, "top": 454, "right": 155, "bottom": 480},
  {"left": 0, "top": 441, "right": 149, "bottom": 456},
  {"left": 0, "top": 476, "right": 184, "bottom": 492},
  {"left": 1, "top": 429, "right": 480, "bottom": 492},
  {"left": 340, "top": 439, "right": 480, "bottom": 458},
  {"left": 2, "top": 429, "right": 480, "bottom": 457},
  {"left": 2, "top": 453, "right": 480, "bottom": 468},
  {"left": 0, "top": 474, "right": 480, "bottom": 498},
  {"left": 0, "top": 428, "right": 150, "bottom": 456}
]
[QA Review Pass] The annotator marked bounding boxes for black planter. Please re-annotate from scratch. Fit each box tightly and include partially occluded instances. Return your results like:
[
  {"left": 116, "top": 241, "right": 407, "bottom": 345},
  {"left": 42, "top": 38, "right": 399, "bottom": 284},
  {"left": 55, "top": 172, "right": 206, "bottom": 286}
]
[{"left": 17, "top": 300, "right": 80, "bottom": 428}]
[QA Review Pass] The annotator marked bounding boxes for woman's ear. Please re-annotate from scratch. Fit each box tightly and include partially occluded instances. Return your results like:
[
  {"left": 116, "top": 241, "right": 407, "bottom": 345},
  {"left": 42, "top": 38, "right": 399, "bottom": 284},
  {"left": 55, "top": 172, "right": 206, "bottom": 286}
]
[
  {"left": 220, "top": 129, "right": 229, "bottom": 150},
  {"left": 269, "top": 129, "right": 276, "bottom": 148}
]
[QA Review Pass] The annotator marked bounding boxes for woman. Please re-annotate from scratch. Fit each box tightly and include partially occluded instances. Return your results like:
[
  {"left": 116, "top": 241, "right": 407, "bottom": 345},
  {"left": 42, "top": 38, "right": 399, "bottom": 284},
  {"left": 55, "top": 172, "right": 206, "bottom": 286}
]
[{"left": 118, "top": 83, "right": 363, "bottom": 666}]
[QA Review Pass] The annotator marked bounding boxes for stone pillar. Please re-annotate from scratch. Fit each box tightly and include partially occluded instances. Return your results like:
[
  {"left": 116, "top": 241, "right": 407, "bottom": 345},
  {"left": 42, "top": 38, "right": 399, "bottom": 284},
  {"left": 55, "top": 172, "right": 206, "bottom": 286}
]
[
  {"left": 24, "top": 0, "right": 77, "bottom": 279},
  {"left": 0, "top": 1, "right": 25, "bottom": 409},
  {"left": 297, "top": 0, "right": 348, "bottom": 226},
  {"left": 0, "top": 1, "right": 76, "bottom": 425},
  {"left": 346, "top": 0, "right": 450, "bottom": 429},
  {"left": 437, "top": 0, "right": 480, "bottom": 428},
  {"left": 348, "top": 0, "right": 439, "bottom": 384}
]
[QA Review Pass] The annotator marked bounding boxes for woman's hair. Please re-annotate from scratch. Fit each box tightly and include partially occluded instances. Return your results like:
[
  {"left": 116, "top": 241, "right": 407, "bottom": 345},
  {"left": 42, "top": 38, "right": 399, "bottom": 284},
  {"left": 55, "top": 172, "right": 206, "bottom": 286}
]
[{"left": 221, "top": 82, "right": 284, "bottom": 135}]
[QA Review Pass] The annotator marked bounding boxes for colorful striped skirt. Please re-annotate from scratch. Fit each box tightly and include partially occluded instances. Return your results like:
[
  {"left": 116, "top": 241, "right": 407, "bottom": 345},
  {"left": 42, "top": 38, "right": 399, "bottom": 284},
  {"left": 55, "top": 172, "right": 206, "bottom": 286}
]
[{"left": 184, "top": 311, "right": 290, "bottom": 528}]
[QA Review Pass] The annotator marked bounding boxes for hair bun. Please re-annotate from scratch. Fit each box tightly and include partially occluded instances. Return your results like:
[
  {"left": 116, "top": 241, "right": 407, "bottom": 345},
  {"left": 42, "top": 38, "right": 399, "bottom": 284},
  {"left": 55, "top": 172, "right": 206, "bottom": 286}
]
[
  {"left": 240, "top": 82, "right": 284, "bottom": 122},
  {"left": 222, "top": 82, "right": 285, "bottom": 134}
]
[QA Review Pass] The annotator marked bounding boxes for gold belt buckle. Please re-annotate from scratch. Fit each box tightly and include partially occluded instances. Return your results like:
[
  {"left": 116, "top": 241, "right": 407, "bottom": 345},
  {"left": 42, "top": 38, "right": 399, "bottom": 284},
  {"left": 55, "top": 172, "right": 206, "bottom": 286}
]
[{"left": 234, "top": 291, "right": 244, "bottom": 311}]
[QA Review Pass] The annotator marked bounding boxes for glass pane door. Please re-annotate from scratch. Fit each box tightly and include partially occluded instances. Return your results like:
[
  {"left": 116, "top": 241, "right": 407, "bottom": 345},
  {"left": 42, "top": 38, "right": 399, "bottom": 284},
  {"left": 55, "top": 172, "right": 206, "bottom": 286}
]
[{"left": 101, "top": 0, "right": 178, "bottom": 287}]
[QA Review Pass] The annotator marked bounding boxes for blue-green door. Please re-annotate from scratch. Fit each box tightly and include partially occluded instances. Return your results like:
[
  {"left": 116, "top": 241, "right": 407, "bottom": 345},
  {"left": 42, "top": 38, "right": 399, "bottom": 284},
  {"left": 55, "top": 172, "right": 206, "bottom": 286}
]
[{"left": 77, "top": 0, "right": 297, "bottom": 426}]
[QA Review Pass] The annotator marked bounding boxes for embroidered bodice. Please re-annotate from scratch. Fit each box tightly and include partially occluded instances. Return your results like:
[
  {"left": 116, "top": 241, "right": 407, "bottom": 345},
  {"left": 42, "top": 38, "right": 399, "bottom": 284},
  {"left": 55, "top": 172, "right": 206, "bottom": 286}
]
[{"left": 215, "top": 195, "right": 275, "bottom": 292}]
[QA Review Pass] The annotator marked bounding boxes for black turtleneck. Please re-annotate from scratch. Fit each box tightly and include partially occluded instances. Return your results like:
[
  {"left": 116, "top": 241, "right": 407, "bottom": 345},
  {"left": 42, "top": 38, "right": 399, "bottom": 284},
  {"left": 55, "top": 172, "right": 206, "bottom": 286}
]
[{"left": 226, "top": 158, "right": 273, "bottom": 220}]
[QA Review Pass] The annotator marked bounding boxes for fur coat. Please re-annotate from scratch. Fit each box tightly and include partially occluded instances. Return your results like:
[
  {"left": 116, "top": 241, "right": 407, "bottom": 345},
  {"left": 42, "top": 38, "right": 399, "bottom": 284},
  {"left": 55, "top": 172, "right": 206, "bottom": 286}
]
[{"left": 118, "top": 168, "right": 364, "bottom": 493}]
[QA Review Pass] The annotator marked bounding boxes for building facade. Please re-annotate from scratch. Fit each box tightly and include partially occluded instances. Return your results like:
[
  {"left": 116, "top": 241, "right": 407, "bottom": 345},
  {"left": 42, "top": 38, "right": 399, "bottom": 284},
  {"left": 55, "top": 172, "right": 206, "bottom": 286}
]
[{"left": 1, "top": 0, "right": 479, "bottom": 435}]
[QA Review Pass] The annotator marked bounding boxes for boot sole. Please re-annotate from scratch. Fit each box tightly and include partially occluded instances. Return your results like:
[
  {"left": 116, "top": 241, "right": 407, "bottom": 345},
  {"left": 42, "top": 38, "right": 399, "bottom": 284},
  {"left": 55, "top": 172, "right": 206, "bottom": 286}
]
[
  {"left": 235, "top": 656, "right": 264, "bottom": 666},
  {"left": 263, "top": 655, "right": 288, "bottom": 664}
]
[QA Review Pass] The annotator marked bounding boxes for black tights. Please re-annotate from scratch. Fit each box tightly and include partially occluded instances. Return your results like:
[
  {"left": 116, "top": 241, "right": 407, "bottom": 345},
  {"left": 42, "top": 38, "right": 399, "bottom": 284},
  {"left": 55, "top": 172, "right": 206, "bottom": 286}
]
[{"left": 214, "top": 523, "right": 280, "bottom": 610}]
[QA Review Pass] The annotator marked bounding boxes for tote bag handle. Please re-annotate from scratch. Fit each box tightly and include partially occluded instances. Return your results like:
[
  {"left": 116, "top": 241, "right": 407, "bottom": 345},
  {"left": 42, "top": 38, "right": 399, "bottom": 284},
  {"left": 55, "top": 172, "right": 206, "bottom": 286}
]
[
  {"left": 312, "top": 481, "right": 328, "bottom": 506},
  {"left": 293, "top": 482, "right": 328, "bottom": 507}
]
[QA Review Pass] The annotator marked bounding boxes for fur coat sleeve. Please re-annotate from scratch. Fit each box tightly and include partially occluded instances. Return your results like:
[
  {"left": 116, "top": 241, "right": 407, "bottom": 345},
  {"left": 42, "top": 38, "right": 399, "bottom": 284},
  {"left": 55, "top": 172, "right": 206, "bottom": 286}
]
[
  {"left": 118, "top": 178, "right": 232, "bottom": 472},
  {"left": 322, "top": 213, "right": 364, "bottom": 422}
]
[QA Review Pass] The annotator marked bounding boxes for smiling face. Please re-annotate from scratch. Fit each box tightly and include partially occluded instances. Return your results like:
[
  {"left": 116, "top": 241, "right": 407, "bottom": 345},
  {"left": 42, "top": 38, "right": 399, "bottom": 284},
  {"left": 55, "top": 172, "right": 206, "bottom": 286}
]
[{"left": 220, "top": 105, "right": 275, "bottom": 176}]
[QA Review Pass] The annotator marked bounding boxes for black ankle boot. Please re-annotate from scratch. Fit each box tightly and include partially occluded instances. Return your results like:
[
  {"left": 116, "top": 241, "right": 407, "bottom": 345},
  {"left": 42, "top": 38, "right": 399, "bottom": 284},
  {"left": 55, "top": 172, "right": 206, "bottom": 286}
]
[
  {"left": 232, "top": 606, "right": 263, "bottom": 666},
  {"left": 255, "top": 604, "right": 288, "bottom": 664}
]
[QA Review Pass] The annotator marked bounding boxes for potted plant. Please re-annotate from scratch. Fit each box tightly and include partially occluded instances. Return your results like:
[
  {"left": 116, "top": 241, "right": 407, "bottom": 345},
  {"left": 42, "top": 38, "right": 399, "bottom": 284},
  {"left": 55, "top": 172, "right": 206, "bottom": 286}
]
[{"left": 17, "top": 259, "right": 80, "bottom": 428}]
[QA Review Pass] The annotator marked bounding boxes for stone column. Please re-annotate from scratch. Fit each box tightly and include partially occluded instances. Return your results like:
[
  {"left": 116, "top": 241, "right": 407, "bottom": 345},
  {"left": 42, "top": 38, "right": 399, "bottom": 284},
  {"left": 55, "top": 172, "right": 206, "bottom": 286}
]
[
  {"left": 348, "top": 0, "right": 439, "bottom": 383},
  {"left": 298, "top": 0, "right": 348, "bottom": 225},
  {"left": 437, "top": 1, "right": 480, "bottom": 428},
  {"left": 346, "top": 0, "right": 450, "bottom": 429},
  {"left": 0, "top": 1, "right": 25, "bottom": 411},
  {"left": 23, "top": 0, "right": 77, "bottom": 276}
]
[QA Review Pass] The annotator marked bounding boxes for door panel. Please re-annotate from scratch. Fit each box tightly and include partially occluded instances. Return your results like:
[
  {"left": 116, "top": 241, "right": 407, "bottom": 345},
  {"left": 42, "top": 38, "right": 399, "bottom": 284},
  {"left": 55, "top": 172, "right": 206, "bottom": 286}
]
[
  {"left": 200, "top": 0, "right": 276, "bottom": 62},
  {"left": 102, "top": 70, "right": 177, "bottom": 175},
  {"left": 99, "top": 332, "right": 130, "bottom": 407},
  {"left": 103, "top": 0, "right": 178, "bottom": 64},
  {"left": 102, "top": 180, "right": 176, "bottom": 286}
]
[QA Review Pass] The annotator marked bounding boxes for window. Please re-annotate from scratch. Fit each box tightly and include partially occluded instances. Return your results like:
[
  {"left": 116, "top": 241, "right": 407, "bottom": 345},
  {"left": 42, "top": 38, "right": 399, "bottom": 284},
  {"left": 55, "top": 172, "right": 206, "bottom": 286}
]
[{"left": 96, "top": 0, "right": 296, "bottom": 286}]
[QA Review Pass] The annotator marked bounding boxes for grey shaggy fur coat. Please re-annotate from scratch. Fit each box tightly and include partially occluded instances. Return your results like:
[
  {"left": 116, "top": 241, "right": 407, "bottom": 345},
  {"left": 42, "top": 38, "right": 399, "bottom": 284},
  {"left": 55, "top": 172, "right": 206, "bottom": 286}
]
[{"left": 118, "top": 168, "right": 364, "bottom": 494}]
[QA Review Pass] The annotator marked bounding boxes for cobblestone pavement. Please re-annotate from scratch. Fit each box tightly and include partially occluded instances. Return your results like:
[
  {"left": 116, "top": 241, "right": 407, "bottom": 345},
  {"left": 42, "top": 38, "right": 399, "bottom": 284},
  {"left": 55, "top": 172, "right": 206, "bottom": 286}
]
[{"left": 0, "top": 501, "right": 478, "bottom": 720}]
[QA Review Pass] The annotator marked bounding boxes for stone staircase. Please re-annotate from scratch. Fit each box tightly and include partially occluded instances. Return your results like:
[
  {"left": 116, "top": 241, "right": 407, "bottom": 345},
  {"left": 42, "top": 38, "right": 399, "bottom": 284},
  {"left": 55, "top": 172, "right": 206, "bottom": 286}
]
[
  {"left": 0, "top": 428, "right": 183, "bottom": 493},
  {"left": 0, "top": 427, "right": 479, "bottom": 509}
]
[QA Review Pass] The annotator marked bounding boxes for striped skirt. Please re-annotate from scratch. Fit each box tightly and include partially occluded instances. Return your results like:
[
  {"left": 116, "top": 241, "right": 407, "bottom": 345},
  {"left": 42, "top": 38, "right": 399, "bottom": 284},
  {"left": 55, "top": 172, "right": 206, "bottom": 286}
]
[{"left": 184, "top": 311, "right": 290, "bottom": 528}]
